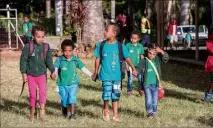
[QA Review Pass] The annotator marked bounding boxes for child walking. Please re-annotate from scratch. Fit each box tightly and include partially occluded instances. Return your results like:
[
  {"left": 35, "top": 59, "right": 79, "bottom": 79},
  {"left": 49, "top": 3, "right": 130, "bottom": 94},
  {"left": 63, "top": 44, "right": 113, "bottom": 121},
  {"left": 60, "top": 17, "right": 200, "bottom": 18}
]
[
  {"left": 125, "top": 30, "right": 145, "bottom": 96},
  {"left": 184, "top": 30, "right": 192, "bottom": 50},
  {"left": 22, "top": 14, "right": 33, "bottom": 44},
  {"left": 20, "top": 25, "right": 55, "bottom": 121},
  {"left": 204, "top": 32, "right": 213, "bottom": 103},
  {"left": 52, "top": 39, "right": 92, "bottom": 120},
  {"left": 92, "top": 23, "right": 137, "bottom": 122},
  {"left": 137, "top": 43, "right": 169, "bottom": 117}
]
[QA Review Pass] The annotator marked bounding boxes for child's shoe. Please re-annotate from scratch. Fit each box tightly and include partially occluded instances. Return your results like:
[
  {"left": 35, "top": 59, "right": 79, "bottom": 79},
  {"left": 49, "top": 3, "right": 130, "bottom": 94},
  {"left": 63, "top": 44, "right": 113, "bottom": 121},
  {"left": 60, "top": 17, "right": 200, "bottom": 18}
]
[
  {"left": 69, "top": 114, "right": 76, "bottom": 120},
  {"left": 147, "top": 113, "right": 154, "bottom": 118},
  {"left": 127, "top": 91, "right": 132, "bottom": 96},
  {"left": 112, "top": 116, "right": 121, "bottom": 122},
  {"left": 102, "top": 109, "right": 110, "bottom": 121},
  {"left": 138, "top": 90, "right": 144, "bottom": 96},
  {"left": 62, "top": 107, "right": 68, "bottom": 117},
  {"left": 203, "top": 92, "right": 213, "bottom": 103}
]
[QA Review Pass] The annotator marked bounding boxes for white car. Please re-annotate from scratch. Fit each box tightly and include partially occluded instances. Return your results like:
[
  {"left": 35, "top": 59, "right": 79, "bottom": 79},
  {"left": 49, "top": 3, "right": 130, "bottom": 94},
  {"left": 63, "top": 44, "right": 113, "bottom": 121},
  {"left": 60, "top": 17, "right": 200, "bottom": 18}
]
[{"left": 176, "top": 25, "right": 208, "bottom": 45}]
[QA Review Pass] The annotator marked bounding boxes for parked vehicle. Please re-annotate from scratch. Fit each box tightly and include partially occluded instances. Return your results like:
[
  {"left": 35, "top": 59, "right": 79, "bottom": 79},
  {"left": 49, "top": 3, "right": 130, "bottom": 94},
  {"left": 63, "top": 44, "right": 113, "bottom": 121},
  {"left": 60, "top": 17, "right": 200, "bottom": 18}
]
[{"left": 176, "top": 25, "right": 208, "bottom": 45}]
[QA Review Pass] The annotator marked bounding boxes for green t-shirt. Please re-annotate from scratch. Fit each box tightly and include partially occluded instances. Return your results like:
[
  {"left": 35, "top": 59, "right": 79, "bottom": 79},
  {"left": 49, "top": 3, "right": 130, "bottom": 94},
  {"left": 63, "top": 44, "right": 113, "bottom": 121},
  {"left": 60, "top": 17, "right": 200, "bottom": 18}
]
[
  {"left": 145, "top": 59, "right": 157, "bottom": 86},
  {"left": 22, "top": 21, "right": 33, "bottom": 38},
  {"left": 54, "top": 55, "right": 85, "bottom": 86},
  {"left": 126, "top": 43, "right": 144, "bottom": 67}
]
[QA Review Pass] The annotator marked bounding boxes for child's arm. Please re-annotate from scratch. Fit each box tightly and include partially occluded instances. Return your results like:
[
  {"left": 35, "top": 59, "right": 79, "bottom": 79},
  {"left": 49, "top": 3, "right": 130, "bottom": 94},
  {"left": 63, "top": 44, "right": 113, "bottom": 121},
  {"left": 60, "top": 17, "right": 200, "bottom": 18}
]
[
  {"left": 140, "top": 54, "right": 144, "bottom": 59},
  {"left": 126, "top": 58, "right": 138, "bottom": 77},
  {"left": 92, "top": 58, "right": 100, "bottom": 81},
  {"left": 20, "top": 44, "right": 29, "bottom": 82},
  {"left": 156, "top": 47, "right": 169, "bottom": 63},
  {"left": 81, "top": 67, "right": 92, "bottom": 77},
  {"left": 45, "top": 45, "right": 55, "bottom": 74}
]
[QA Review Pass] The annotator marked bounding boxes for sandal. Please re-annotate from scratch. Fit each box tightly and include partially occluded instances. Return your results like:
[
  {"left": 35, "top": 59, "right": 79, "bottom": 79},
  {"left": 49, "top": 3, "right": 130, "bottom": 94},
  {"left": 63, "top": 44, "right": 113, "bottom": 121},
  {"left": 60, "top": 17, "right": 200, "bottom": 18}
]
[{"left": 102, "top": 109, "right": 110, "bottom": 121}]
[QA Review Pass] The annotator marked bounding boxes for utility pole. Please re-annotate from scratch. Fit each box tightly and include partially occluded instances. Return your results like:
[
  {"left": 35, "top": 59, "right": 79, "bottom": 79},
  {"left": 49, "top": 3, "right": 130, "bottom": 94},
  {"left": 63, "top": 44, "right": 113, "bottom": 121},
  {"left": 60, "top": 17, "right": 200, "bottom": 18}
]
[
  {"left": 195, "top": 0, "right": 199, "bottom": 60},
  {"left": 111, "top": 0, "right": 115, "bottom": 22},
  {"left": 46, "top": 0, "right": 51, "bottom": 18}
]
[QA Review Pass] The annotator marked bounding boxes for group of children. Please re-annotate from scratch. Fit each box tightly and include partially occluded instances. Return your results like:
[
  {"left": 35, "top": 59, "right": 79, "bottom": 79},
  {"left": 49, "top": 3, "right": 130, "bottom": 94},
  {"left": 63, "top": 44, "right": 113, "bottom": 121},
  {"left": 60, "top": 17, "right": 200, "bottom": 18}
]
[{"left": 20, "top": 22, "right": 179, "bottom": 122}]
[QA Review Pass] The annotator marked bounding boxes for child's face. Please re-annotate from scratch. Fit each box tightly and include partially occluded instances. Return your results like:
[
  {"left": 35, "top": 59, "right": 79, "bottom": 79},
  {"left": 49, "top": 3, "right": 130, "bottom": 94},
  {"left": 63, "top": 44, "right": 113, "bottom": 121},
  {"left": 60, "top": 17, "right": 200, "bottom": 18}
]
[
  {"left": 63, "top": 46, "right": 73, "bottom": 59},
  {"left": 33, "top": 31, "right": 45, "bottom": 44},
  {"left": 24, "top": 17, "right": 29, "bottom": 22},
  {"left": 147, "top": 49, "right": 157, "bottom": 60},
  {"left": 131, "top": 34, "right": 140, "bottom": 44},
  {"left": 104, "top": 25, "right": 116, "bottom": 40}
]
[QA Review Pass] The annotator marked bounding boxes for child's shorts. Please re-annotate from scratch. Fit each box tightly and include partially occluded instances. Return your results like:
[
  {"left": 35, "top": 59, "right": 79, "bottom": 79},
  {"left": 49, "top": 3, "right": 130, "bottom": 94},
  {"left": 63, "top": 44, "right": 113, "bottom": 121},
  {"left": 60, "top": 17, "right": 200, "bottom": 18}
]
[
  {"left": 102, "top": 81, "right": 121, "bottom": 101},
  {"left": 58, "top": 84, "right": 78, "bottom": 107}
]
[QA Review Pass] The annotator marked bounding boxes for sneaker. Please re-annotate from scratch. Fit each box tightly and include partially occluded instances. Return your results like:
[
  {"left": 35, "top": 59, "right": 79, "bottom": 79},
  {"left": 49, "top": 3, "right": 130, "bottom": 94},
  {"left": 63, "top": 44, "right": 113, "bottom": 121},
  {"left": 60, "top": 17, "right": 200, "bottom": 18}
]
[
  {"left": 147, "top": 113, "right": 154, "bottom": 118},
  {"left": 62, "top": 107, "right": 68, "bottom": 117},
  {"left": 127, "top": 91, "right": 132, "bottom": 96},
  {"left": 69, "top": 114, "right": 76, "bottom": 120},
  {"left": 138, "top": 90, "right": 144, "bottom": 96}
]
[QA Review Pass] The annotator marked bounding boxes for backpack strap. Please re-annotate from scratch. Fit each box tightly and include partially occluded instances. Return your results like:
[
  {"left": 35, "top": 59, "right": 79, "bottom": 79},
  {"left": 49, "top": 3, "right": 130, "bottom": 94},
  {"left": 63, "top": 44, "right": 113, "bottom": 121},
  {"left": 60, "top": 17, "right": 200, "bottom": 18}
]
[
  {"left": 43, "top": 43, "right": 49, "bottom": 61},
  {"left": 29, "top": 40, "right": 34, "bottom": 57},
  {"left": 99, "top": 40, "right": 106, "bottom": 63}
]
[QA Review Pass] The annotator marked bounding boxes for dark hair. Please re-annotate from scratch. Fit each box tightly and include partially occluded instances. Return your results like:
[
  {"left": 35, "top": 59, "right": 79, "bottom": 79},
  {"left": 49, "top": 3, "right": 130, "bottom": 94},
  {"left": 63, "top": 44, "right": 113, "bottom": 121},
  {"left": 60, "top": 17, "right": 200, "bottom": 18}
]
[
  {"left": 143, "top": 13, "right": 148, "bottom": 17},
  {"left": 61, "top": 39, "right": 75, "bottom": 51},
  {"left": 24, "top": 14, "right": 30, "bottom": 19},
  {"left": 131, "top": 30, "right": 141, "bottom": 38},
  {"left": 148, "top": 43, "right": 158, "bottom": 49},
  {"left": 107, "top": 23, "right": 120, "bottom": 36},
  {"left": 32, "top": 25, "right": 46, "bottom": 36}
]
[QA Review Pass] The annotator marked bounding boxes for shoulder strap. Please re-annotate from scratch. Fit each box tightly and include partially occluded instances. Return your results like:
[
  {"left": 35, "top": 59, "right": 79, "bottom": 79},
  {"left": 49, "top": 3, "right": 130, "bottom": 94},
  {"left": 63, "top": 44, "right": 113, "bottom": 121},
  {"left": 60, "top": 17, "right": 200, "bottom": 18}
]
[
  {"left": 118, "top": 41, "right": 124, "bottom": 62},
  {"left": 43, "top": 43, "right": 49, "bottom": 61},
  {"left": 100, "top": 40, "right": 106, "bottom": 63},
  {"left": 58, "top": 56, "right": 63, "bottom": 67},
  {"left": 29, "top": 40, "right": 34, "bottom": 57},
  {"left": 145, "top": 57, "right": 161, "bottom": 87}
]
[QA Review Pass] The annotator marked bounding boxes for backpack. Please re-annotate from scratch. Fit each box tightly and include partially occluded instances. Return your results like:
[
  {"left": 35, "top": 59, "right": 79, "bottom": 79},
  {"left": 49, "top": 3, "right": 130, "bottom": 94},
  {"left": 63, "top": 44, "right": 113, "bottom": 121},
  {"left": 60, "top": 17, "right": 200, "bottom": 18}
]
[
  {"left": 29, "top": 40, "right": 49, "bottom": 61},
  {"left": 99, "top": 40, "right": 126, "bottom": 90}
]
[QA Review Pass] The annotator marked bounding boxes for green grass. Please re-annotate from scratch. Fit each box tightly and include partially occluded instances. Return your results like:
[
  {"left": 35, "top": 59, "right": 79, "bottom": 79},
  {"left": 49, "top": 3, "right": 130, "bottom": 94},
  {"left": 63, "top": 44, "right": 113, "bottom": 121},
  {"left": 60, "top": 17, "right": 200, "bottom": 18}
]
[{"left": 1, "top": 51, "right": 213, "bottom": 127}]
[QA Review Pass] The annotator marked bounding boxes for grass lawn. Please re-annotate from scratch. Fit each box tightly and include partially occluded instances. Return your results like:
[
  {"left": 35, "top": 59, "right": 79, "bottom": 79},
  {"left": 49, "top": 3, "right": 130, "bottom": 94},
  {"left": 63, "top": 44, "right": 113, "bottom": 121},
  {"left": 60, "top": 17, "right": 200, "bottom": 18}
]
[{"left": 0, "top": 51, "right": 212, "bottom": 127}]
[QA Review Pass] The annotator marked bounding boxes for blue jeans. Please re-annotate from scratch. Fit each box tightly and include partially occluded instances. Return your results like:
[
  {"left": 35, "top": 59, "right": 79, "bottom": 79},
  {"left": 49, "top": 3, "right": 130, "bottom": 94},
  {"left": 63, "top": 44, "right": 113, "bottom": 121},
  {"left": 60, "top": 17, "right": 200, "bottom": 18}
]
[
  {"left": 144, "top": 84, "right": 158, "bottom": 114},
  {"left": 141, "top": 34, "right": 150, "bottom": 47},
  {"left": 127, "top": 71, "right": 142, "bottom": 92}
]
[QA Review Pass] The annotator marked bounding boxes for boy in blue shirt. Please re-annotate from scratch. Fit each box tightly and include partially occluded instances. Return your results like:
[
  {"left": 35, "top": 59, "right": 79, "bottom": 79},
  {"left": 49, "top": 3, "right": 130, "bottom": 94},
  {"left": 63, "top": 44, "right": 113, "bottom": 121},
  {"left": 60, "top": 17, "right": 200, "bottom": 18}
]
[
  {"left": 184, "top": 30, "right": 192, "bottom": 50},
  {"left": 126, "top": 31, "right": 145, "bottom": 96},
  {"left": 92, "top": 23, "right": 138, "bottom": 122},
  {"left": 22, "top": 15, "right": 33, "bottom": 44}
]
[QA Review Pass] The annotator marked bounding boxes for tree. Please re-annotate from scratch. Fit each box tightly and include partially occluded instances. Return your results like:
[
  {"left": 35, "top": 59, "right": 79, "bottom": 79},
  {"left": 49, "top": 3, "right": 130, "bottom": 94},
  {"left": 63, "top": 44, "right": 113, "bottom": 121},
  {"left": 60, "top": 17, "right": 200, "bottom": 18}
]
[
  {"left": 82, "top": 0, "right": 105, "bottom": 44},
  {"left": 180, "top": 0, "right": 190, "bottom": 25},
  {"left": 46, "top": 0, "right": 51, "bottom": 18}
]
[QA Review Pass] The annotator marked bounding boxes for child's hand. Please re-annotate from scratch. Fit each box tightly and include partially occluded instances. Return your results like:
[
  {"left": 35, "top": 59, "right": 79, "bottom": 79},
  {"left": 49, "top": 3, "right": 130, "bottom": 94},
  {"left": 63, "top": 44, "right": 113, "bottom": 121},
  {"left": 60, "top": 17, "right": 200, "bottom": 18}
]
[
  {"left": 51, "top": 72, "right": 57, "bottom": 80},
  {"left": 91, "top": 73, "right": 98, "bottom": 81},
  {"left": 156, "top": 47, "right": 164, "bottom": 54},
  {"left": 132, "top": 70, "right": 138, "bottom": 77},
  {"left": 22, "top": 73, "right": 27, "bottom": 83}
]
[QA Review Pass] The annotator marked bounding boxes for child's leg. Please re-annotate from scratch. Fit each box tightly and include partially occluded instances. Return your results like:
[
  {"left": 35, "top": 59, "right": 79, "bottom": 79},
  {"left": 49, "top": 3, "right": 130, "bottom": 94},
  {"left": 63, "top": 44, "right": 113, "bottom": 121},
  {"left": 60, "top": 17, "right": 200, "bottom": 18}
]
[
  {"left": 27, "top": 75, "right": 37, "bottom": 121},
  {"left": 112, "top": 100, "right": 119, "bottom": 119},
  {"left": 36, "top": 74, "right": 47, "bottom": 120},
  {"left": 103, "top": 100, "right": 109, "bottom": 116},
  {"left": 204, "top": 73, "right": 213, "bottom": 102},
  {"left": 187, "top": 40, "right": 191, "bottom": 48},
  {"left": 102, "top": 81, "right": 112, "bottom": 121},
  {"left": 144, "top": 86, "right": 153, "bottom": 114},
  {"left": 127, "top": 71, "right": 133, "bottom": 94},
  {"left": 67, "top": 85, "right": 78, "bottom": 119},
  {"left": 151, "top": 84, "right": 158, "bottom": 115},
  {"left": 58, "top": 86, "right": 68, "bottom": 117},
  {"left": 111, "top": 81, "right": 121, "bottom": 122}
]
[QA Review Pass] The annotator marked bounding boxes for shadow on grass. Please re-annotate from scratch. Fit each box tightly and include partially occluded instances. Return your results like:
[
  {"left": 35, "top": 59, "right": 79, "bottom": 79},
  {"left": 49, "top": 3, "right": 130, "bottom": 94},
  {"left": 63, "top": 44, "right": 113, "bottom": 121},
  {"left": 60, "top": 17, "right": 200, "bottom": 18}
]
[
  {"left": 79, "top": 83, "right": 102, "bottom": 92},
  {"left": 197, "top": 115, "right": 213, "bottom": 127},
  {"left": 79, "top": 98, "right": 145, "bottom": 118},
  {"left": 1, "top": 98, "right": 29, "bottom": 116},
  {"left": 165, "top": 89, "right": 202, "bottom": 104},
  {"left": 162, "top": 62, "right": 208, "bottom": 92}
]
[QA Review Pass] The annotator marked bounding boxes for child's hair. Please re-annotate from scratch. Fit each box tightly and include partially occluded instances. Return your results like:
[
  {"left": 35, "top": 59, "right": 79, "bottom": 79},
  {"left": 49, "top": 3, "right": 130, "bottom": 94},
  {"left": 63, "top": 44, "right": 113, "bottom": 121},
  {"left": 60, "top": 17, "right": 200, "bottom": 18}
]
[
  {"left": 32, "top": 25, "right": 46, "bottom": 35},
  {"left": 148, "top": 43, "right": 158, "bottom": 49},
  {"left": 143, "top": 13, "right": 148, "bottom": 17},
  {"left": 24, "top": 14, "right": 30, "bottom": 19},
  {"left": 131, "top": 30, "right": 141, "bottom": 38},
  {"left": 107, "top": 23, "right": 120, "bottom": 37},
  {"left": 61, "top": 39, "right": 75, "bottom": 51}
]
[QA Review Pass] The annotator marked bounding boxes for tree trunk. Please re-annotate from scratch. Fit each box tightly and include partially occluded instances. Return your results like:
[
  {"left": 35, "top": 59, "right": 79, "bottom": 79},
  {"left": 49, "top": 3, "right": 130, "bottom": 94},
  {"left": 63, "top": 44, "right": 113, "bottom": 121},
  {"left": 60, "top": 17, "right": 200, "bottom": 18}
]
[
  {"left": 82, "top": 0, "right": 104, "bottom": 44},
  {"left": 65, "top": 0, "right": 71, "bottom": 15},
  {"left": 111, "top": 0, "right": 115, "bottom": 22},
  {"left": 46, "top": 0, "right": 51, "bottom": 18},
  {"left": 180, "top": 0, "right": 190, "bottom": 25},
  {"left": 146, "top": 0, "right": 154, "bottom": 19},
  {"left": 55, "top": 0, "right": 63, "bottom": 36}
]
